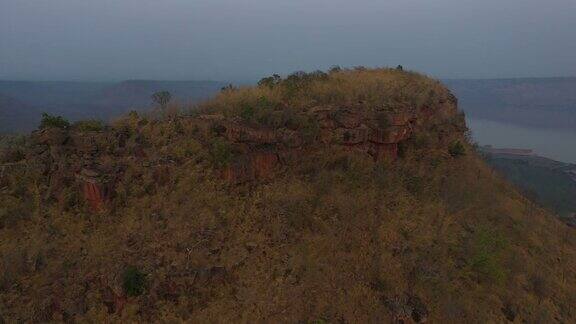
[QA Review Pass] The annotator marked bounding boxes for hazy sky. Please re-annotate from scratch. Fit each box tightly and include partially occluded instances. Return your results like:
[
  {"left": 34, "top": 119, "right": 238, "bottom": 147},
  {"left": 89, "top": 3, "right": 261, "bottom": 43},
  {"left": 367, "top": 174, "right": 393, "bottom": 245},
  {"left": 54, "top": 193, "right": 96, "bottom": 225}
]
[{"left": 1, "top": 0, "right": 575, "bottom": 81}]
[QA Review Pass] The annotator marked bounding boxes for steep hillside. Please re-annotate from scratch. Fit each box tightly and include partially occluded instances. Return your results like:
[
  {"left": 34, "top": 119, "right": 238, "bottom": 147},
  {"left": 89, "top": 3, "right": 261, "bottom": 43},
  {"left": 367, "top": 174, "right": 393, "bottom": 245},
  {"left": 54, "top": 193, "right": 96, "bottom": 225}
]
[
  {"left": 445, "top": 77, "right": 576, "bottom": 129},
  {"left": 1, "top": 68, "right": 575, "bottom": 323}
]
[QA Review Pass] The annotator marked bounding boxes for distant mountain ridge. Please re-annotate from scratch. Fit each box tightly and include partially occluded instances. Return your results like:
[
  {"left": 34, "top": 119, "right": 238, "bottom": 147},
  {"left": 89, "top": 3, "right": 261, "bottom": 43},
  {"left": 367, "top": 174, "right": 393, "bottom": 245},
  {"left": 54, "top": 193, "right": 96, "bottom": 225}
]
[
  {"left": 0, "top": 93, "right": 38, "bottom": 134},
  {"left": 0, "top": 80, "right": 226, "bottom": 133},
  {"left": 4, "top": 76, "right": 576, "bottom": 133}
]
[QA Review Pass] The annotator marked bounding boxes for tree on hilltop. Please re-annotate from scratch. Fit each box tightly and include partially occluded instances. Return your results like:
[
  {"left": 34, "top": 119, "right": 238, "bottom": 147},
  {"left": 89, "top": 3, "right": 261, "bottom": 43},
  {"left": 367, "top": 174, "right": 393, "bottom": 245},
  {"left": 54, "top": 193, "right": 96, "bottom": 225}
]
[{"left": 151, "top": 91, "right": 172, "bottom": 110}]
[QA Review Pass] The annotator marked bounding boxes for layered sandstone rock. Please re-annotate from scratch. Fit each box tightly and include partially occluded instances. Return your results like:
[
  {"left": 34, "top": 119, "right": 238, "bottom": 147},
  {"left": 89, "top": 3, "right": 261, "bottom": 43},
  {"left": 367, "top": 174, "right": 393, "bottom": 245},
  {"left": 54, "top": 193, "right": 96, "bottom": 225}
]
[
  {"left": 14, "top": 97, "right": 457, "bottom": 210},
  {"left": 29, "top": 129, "right": 118, "bottom": 212},
  {"left": 194, "top": 103, "right": 441, "bottom": 183}
]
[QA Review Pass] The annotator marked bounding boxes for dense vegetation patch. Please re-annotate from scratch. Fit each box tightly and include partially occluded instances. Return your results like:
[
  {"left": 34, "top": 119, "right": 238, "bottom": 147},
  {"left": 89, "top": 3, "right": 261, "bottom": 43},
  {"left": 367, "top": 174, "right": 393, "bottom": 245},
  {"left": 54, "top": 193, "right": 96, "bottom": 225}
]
[
  {"left": 123, "top": 266, "right": 147, "bottom": 297},
  {"left": 39, "top": 112, "right": 70, "bottom": 129}
]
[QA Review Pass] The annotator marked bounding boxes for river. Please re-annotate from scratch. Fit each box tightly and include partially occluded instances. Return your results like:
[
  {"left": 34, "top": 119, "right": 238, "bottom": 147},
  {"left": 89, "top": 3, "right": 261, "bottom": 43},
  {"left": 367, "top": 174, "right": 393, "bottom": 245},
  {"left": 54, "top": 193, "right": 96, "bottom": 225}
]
[{"left": 467, "top": 118, "right": 576, "bottom": 164}]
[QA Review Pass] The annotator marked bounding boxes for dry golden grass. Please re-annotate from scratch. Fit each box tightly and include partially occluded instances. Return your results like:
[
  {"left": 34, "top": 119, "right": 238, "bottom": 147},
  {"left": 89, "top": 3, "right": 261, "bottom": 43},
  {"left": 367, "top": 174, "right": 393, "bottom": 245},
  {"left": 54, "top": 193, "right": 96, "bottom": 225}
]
[{"left": 195, "top": 68, "right": 447, "bottom": 126}]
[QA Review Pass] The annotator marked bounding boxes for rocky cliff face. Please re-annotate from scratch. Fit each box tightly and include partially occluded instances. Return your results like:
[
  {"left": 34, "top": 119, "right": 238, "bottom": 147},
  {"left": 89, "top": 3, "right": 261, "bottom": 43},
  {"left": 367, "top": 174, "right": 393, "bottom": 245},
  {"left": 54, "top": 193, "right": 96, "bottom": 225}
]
[
  {"left": 181, "top": 95, "right": 459, "bottom": 184},
  {"left": 8, "top": 94, "right": 460, "bottom": 212},
  {"left": 15, "top": 128, "right": 126, "bottom": 213}
]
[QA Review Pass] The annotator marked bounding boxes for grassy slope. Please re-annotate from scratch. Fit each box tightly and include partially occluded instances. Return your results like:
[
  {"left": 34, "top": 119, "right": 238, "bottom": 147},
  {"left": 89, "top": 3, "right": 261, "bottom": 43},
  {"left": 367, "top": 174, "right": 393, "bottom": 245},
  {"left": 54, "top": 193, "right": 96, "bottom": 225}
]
[{"left": 1, "top": 68, "right": 575, "bottom": 323}]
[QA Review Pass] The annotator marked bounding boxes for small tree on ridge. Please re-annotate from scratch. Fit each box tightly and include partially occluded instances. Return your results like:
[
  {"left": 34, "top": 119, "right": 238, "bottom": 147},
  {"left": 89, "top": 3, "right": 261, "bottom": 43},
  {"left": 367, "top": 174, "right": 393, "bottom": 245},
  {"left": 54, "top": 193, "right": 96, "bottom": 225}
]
[{"left": 151, "top": 91, "right": 172, "bottom": 110}]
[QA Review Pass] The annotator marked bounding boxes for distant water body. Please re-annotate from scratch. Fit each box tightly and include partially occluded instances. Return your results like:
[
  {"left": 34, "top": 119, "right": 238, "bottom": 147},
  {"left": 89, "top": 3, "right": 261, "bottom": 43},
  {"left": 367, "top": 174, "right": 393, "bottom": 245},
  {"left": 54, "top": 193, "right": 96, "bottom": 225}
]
[{"left": 467, "top": 118, "right": 576, "bottom": 164}]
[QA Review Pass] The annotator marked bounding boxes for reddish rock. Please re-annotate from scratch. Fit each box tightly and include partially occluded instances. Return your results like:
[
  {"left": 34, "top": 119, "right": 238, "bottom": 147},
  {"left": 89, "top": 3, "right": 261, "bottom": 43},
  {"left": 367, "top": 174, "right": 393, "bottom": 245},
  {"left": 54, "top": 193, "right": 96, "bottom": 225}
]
[
  {"left": 388, "top": 112, "right": 417, "bottom": 126},
  {"left": 153, "top": 165, "right": 171, "bottom": 186},
  {"left": 204, "top": 104, "right": 447, "bottom": 183},
  {"left": 252, "top": 152, "right": 279, "bottom": 179},
  {"left": 78, "top": 169, "right": 109, "bottom": 212},
  {"left": 222, "top": 151, "right": 279, "bottom": 184},
  {"left": 82, "top": 182, "right": 108, "bottom": 212},
  {"left": 370, "top": 143, "right": 399, "bottom": 161}
]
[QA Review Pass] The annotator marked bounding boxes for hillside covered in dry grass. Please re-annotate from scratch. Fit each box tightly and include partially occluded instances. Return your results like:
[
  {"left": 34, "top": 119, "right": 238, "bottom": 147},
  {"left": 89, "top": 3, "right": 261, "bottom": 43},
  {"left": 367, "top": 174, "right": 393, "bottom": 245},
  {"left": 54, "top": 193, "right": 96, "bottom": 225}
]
[{"left": 1, "top": 68, "right": 575, "bottom": 323}]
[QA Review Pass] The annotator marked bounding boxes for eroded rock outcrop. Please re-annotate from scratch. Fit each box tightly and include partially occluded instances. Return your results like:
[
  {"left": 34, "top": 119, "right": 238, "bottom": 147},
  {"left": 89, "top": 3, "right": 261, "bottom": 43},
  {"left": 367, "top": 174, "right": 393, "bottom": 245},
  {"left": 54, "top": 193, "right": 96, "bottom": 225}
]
[
  {"left": 191, "top": 98, "right": 457, "bottom": 183},
  {"left": 28, "top": 129, "right": 121, "bottom": 212},
  {"left": 77, "top": 168, "right": 110, "bottom": 212},
  {"left": 12, "top": 94, "right": 458, "bottom": 209}
]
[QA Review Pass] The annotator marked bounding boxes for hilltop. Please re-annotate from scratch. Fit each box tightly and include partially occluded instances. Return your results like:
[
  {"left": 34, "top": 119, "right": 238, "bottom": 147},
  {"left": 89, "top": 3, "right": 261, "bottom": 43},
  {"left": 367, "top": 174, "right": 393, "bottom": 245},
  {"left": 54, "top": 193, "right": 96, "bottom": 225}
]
[{"left": 1, "top": 68, "right": 575, "bottom": 323}]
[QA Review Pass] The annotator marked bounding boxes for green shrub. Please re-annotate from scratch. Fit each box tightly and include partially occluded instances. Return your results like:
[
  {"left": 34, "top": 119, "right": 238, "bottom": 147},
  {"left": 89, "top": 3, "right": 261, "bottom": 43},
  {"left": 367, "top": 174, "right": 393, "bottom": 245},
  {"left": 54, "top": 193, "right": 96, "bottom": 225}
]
[
  {"left": 239, "top": 103, "right": 255, "bottom": 121},
  {"left": 449, "top": 141, "right": 466, "bottom": 158},
  {"left": 39, "top": 113, "right": 70, "bottom": 130},
  {"left": 210, "top": 139, "right": 233, "bottom": 168},
  {"left": 123, "top": 266, "right": 146, "bottom": 297},
  {"left": 73, "top": 119, "right": 105, "bottom": 132},
  {"left": 466, "top": 228, "right": 508, "bottom": 284}
]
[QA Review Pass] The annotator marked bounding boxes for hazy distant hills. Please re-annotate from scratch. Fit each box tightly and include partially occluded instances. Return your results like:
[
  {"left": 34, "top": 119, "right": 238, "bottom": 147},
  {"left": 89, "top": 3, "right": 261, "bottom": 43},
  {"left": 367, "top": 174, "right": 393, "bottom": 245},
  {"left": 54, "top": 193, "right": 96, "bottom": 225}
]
[
  {"left": 445, "top": 77, "right": 576, "bottom": 129},
  {"left": 0, "top": 93, "right": 39, "bottom": 133},
  {"left": 0, "top": 80, "right": 226, "bottom": 133},
  {"left": 95, "top": 80, "right": 227, "bottom": 114},
  {"left": 3, "top": 77, "right": 576, "bottom": 133}
]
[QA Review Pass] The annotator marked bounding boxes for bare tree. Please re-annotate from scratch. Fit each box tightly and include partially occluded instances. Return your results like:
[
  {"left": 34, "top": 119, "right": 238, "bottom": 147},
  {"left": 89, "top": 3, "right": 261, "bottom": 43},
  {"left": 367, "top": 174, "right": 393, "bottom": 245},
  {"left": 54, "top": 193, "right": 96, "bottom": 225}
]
[{"left": 151, "top": 91, "right": 172, "bottom": 110}]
